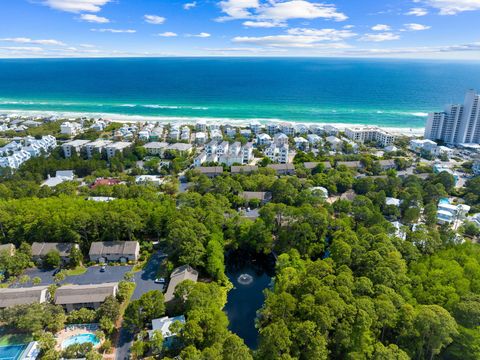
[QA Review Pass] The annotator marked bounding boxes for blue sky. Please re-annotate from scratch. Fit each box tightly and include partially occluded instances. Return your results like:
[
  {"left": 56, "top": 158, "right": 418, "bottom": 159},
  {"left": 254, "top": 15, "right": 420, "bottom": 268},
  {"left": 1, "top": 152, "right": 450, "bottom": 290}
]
[{"left": 0, "top": 0, "right": 479, "bottom": 58}]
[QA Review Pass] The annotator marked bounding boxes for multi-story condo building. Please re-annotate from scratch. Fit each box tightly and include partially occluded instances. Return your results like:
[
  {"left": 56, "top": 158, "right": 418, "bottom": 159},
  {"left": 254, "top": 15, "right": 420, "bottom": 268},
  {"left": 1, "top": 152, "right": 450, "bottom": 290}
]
[
  {"left": 264, "top": 143, "right": 289, "bottom": 164},
  {"left": 250, "top": 120, "right": 262, "bottom": 134},
  {"left": 105, "top": 142, "right": 132, "bottom": 159},
  {"left": 345, "top": 126, "right": 395, "bottom": 147},
  {"left": 205, "top": 140, "right": 217, "bottom": 156},
  {"left": 84, "top": 139, "right": 112, "bottom": 159},
  {"left": 425, "top": 90, "right": 480, "bottom": 145},
  {"left": 62, "top": 139, "right": 91, "bottom": 158},
  {"left": 274, "top": 133, "right": 289, "bottom": 146}
]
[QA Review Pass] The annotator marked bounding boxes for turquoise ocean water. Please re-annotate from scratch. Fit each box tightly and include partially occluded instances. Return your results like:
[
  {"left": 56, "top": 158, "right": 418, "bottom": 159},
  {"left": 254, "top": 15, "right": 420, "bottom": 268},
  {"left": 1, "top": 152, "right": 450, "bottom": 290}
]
[{"left": 0, "top": 58, "right": 479, "bottom": 128}]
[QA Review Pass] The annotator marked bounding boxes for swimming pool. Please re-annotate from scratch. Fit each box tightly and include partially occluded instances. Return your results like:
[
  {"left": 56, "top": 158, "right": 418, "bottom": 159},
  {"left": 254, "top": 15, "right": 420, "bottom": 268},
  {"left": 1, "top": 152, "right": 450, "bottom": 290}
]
[
  {"left": 439, "top": 198, "right": 451, "bottom": 205},
  {"left": 0, "top": 345, "right": 27, "bottom": 360},
  {"left": 61, "top": 334, "right": 100, "bottom": 349}
]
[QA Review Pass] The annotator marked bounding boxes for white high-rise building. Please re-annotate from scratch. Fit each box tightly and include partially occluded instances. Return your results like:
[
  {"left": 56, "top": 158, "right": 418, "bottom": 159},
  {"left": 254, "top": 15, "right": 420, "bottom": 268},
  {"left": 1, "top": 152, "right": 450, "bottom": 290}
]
[{"left": 425, "top": 90, "right": 480, "bottom": 145}]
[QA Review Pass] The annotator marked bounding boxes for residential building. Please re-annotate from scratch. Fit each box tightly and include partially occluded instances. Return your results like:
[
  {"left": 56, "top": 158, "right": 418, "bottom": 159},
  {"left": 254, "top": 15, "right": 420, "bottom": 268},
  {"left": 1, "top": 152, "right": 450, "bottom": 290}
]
[
  {"left": 166, "top": 143, "right": 193, "bottom": 155},
  {"left": 324, "top": 125, "right": 339, "bottom": 136},
  {"left": 135, "top": 175, "right": 164, "bottom": 186},
  {"left": 105, "top": 142, "right": 132, "bottom": 159},
  {"left": 210, "top": 129, "right": 223, "bottom": 142},
  {"left": 274, "top": 133, "right": 288, "bottom": 146},
  {"left": 437, "top": 199, "right": 471, "bottom": 225},
  {"left": 42, "top": 170, "right": 75, "bottom": 187},
  {"left": 473, "top": 159, "right": 480, "bottom": 176},
  {"left": 294, "top": 137, "right": 309, "bottom": 151},
  {"left": 194, "top": 152, "right": 207, "bottom": 167},
  {"left": 165, "top": 265, "right": 199, "bottom": 302},
  {"left": 386, "top": 197, "right": 402, "bottom": 207},
  {"left": 250, "top": 120, "right": 262, "bottom": 134},
  {"left": 197, "top": 166, "right": 223, "bottom": 178},
  {"left": 195, "top": 132, "right": 207, "bottom": 145},
  {"left": 409, "top": 139, "right": 438, "bottom": 155},
  {"left": 205, "top": 140, "right": 218, "bottom": 156},
  {"left": 280, "top": 123, "right": 295, "bottom": 136},
  {"left": 0, "top": 243, "right": 15, "bottom": 256},
  {"left": 0, "top": 286, "right": 50, "bottom": 308},
  {"left": 425, "top": 90, "right": 480, "bottom": 145},
  {"left": 60, "top": 122, "right": 82, "bottom": 136},
  {"left": 266, "top": 123, "right": 278, "bottom": 135},
  {"left": 240, "top": 191, "right": 272, "bottom": 204},
  {"left": 304, "top": 162, "right": 332, "bottom": 171},
  {"left": 326, "top": 136, "right": 343, "bottom": 151},
  {"left": 62, "top": 140, "right": 90, "bottom": 158},
  {"left": 307, "top": 134, "right": 322, "bottom": 145},
  {"left": 169, "top": 127, "right": 180, "bottom": 141},
  {"left": 378, "top": 159, "right": 396, "bottom": 170},
  {"left": 149, "top": 315, "right": 186, "bottom": 347},
  {"left": 231, "top": 165, "right": 258, "bottom": 174},
  {"left": 84, "top": 139, "right": 112, "bottom": 159},
  {"left": 257, "top": 133, "right": 272, "bottom": 146},
  {"left": 391, "top": 221, "right": 407, "bottom": 241},
  {"left": 294, "top": 124, "right": 309, "bottom": 135},
  {"left": 216, "top": 141, "right": 230, "bottom": 157},
  {"left": 384, "top": 145, "right": 398, "bottom": 152},
  {"left": 337, "top": 161, "right": 362, "bottom": 170},
  {"left": 31, "top": 242, "right": 78, "bottom": 264},
  {"left": 180, "top": 126, "right": 191, "bottom": 142},
  {"left": 196, "top": 120, "right": 207, "bottom": 132},
  {"left": 267, "top": 163, "right": 295, "bottom": 175},
  {"left": 89, "top": 241, "right": 140, "bottom": 263},
  {"left": 54, "top": 283, "right": 118, "bottom": 312},
  {"left": 345, "top": 126, "right": 395, "bottom": 147},
  {"left": 242, "top": 142, "right": 254, "bottom": 164},
  {"left": 150, "top": 126, "right": 164, "bottom": 141},
  {"left": 144, "top": 142, "right": 169, "bottom": 156},
  {"left": 239, "top": 129, "right": 252, "bottom": 138}
]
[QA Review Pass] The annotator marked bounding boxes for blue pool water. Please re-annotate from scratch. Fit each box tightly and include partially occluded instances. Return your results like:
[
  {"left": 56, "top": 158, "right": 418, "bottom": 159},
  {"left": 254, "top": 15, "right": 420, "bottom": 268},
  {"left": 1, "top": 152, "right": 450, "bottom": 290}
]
[
  {"left": 61, "top": 334, "right": 100, "bottom": 349},
  {"left": 439, "top": 198, "right": 451, "bottom": 205},
  {"left": 0, "top": 345, "right": 27, "bottom": 360}
]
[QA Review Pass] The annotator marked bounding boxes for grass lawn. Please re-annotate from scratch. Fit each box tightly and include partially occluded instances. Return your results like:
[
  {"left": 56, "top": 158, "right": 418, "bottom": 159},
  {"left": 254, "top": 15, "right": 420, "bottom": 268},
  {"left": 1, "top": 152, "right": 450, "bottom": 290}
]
[
  {"left": 0, "top": 333, "right": 33, "bottom": 346},
  {"left": 64, "top": 265, "right": 87, "bottom": 276}
]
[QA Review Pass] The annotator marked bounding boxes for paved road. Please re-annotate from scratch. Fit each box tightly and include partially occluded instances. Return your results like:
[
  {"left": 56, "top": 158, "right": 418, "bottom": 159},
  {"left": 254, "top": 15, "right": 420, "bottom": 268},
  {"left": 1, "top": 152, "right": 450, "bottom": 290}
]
[
  {"left": 115, "top": 327, "right": 133, "bottom": 360},
  {"left": 12, "top": 265, "right": 133, "bottom": 288},
  {"left": 132, "top": 251, "right": 167, "bottom": 300}
]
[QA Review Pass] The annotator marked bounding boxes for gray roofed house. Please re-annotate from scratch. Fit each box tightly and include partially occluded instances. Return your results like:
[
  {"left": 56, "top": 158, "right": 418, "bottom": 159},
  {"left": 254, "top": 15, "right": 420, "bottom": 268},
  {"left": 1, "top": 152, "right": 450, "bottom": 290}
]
[
  {"left": 166, "top": 143, "right": 193, "bottom": 155},
  {"left": 54, "top": 283, "right": 118, "bottom": 312},
  {"left": 336, "top": 161, "right": 362, "bottom": 170},
  {"left": 31, "top": 242, "right": 78, "bottom": 263},
  {"left": 0, "top": 286, "right": 49, "bottom": 308},
  {"left": 197, "top": 166, "right": 224, "bottom": 178},
  {"left": 231, "top": 165, "right": 258, "bottom": 174},
  {"left": 378, "top": 159, "right": 396, "bottom": 170},
  {"left": 303, "top": 162, "right": 332, "bottom": 170},
  {"left": 267, "top": 163, "right": 296, "bottom": 175},
  {"left": 165, "top": 265, "right": 199, "bottom": 302},
  {"left": 143, "top": 142, "right": 169, "bottom": 156},
  {"left": 0, "top": 243, "right": 15, "bottom": 256},
  {"left": 240, "top": 191, "right": 272, "bottom": 204},
  {"left": 89, "top": 241, "right": 140, "bottom": 263}
]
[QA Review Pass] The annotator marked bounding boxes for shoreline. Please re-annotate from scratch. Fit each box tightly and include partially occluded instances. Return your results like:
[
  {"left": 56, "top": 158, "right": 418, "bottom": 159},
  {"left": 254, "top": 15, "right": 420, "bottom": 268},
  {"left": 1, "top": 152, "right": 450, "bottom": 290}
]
[{"left": 0, "top": 108, "right": 425, "bottom": 137}]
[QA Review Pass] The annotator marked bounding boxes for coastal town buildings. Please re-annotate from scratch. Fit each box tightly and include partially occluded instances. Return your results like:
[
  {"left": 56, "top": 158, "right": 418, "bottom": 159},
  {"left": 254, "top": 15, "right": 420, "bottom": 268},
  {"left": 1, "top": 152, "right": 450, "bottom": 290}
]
[
  {"left": 425, "top": 89, "right": 480, "bottom": 145},
  {"left": 345, "top": 126, "right": 395, "bottom": 147}
]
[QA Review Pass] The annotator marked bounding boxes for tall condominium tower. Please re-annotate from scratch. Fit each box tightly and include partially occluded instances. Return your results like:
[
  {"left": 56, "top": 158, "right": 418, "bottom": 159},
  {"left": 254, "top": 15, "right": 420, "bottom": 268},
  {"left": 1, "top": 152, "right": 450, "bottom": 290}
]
[{"left": 425, "top": 90, "right": 480, "bottom": 145}]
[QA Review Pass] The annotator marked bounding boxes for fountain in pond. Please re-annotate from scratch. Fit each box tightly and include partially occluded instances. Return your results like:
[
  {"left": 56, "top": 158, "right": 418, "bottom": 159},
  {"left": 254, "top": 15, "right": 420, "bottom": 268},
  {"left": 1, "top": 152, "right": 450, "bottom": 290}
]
[{"left": 237, "top": 273, "right": 254, "bottom": 285}]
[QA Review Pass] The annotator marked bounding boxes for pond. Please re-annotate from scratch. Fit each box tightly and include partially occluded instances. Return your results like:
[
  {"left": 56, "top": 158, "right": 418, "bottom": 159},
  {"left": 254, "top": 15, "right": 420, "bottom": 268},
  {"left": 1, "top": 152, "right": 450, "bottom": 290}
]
[{"left": 224, "top": 252, "right": 274, "bottom": 349}]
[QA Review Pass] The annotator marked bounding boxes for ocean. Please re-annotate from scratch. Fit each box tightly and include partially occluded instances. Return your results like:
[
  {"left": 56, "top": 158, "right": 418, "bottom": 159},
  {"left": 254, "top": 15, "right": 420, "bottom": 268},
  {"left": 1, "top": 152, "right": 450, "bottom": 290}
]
[{"left": 0, "top": 57, "right": 479, "bottom": 128}]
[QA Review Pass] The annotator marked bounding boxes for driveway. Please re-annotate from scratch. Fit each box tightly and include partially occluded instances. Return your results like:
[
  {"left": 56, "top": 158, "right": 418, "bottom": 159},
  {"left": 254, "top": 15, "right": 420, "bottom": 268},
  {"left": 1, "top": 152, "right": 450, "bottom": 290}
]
[
  {"left": 132, "top": 251, "right": 167, "bottom": 300},
  {"left": 11, "top": 265, "right": 133, "bottom": 288},
  {"left": 115, "top": 327, "right": 133, "bottom": 360}
]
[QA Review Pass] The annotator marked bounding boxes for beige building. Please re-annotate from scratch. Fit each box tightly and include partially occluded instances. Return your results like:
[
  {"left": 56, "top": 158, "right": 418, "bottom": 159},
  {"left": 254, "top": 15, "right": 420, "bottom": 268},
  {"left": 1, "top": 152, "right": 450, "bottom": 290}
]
[
  {"left": 55, "top": 283, "right": 118, "bottom": 312},
  {"left": 0, "top": 243, "right": 15, "bottom": 256},
  {"left": 0, "top": 286, "right": 49, "bottom": 308},
  {"left": 165, "top": 265, "right": 199, "bottom": 302},
  {"left": 89, "top": 241, "right": 140, "bottom": 263}
]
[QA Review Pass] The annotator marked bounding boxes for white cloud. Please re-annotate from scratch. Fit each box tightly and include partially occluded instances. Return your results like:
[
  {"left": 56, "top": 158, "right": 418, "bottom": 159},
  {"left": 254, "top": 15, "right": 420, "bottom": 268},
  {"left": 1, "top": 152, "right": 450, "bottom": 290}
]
[
  {"left": 360, "top": 32, "right": 400, "bottom": 42},
  {"left": 41, "top": 0, "right": 111, "bottom": 13},
  {"left": 0, "top": 46, "right": 44, "bottom": 52},
  {"left": 188, "top": 32, "right": 211, "bottom": 38},
  {"left": 183, "top": 2, "right": 197, "bottom": 10},
  {"left": 406, "top": 7, "right": 428, "bottom": 16},
  {"left": 218, "top": 0, "right": 347, "bottom": 22},
  {"left": 144, "top": 15, "right": 166, "bottom": 24},
  {"left": 343, "top": 25, "right": 355, "bottom": 29},
  {"left": 219, "top": 0, "right": 259, "bottom": 19},
  {"left": 243, "top": 20, "right": 286, "bottom": 27},
  {"left": 371, "top": 24, "right": 391, "bottom": 31},
  {"left": 233, "top": 28, "right": 356, "bottom": 48},
  {"left": 157, "top": 32, "right": 178, "bottom": 37},
  {"left": 403, "top": 23, "right": 431, "bottom": 31},
  {"left": 0, "top": 37, "right": 66, "bottom": 46},
  {"left": 91, "top": 28, "right": 136, "bottom": 33},
  {"left": 80, "top": 14, "right": 109, "bottom": 23},
  {"left": 421, "top": 0, "right": 480, "bottom": 15}
]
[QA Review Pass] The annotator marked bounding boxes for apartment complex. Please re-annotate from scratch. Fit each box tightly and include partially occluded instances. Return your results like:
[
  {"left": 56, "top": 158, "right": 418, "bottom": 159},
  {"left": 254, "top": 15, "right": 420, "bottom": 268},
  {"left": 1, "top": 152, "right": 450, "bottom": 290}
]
[
  {"left": 345, "top": 126, "right": 395, "bottom": 147},
  {"left": 425, "top": 90, "right": 480, "bottom": 145}
]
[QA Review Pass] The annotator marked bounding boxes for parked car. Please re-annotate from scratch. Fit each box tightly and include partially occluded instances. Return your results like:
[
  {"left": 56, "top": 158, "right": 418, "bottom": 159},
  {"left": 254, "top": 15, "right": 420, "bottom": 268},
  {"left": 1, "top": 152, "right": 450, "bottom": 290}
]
[
  {"left": 100, "top": 265, "right": 106, "bottom": 272},
  {"left": 154, "top": 278, "right": 165, "bottom": 284},
  {"left": 52, "top": 268, "right": 61, "bottom": 276}
]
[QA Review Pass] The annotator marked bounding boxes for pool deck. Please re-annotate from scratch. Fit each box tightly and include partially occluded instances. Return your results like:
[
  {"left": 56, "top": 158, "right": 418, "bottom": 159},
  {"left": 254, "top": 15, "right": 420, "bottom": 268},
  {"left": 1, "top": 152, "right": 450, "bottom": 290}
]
[{"left": 55, "top": 328, "right": 101, "bottom": 351}]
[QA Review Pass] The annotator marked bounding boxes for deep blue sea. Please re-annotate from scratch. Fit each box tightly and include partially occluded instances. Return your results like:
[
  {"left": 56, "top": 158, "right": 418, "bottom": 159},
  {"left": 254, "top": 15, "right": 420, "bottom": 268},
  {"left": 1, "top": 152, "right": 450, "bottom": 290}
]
[{"left": 0, "top": 58, "right": 479, "bottom": 128}]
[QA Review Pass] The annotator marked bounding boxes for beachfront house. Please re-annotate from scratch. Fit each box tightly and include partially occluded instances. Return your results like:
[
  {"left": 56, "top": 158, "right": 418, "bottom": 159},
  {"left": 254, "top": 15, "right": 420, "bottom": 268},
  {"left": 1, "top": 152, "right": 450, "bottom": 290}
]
[
  {"left": 165, "top": 265, "right": 199, "bottom": 302},
  {"left": 88, "top": 241, "right": 140, "bottom": 263},
  {"left": 54, "top": 283, "right": 118, "bottom": 312}
]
